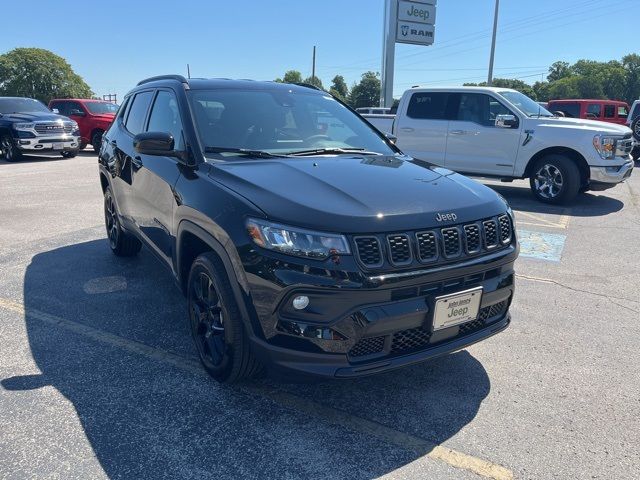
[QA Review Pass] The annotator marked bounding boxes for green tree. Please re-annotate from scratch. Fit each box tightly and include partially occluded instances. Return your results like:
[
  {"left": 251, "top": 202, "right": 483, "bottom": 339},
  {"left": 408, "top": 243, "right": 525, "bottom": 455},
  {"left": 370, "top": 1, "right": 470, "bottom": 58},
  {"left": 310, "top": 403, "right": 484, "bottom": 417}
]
[
  {"left": 463, "top": 78, "right": 536, "bottom": 99},
  {"left": 547, "top": 76, "right": 580, "bottom": 99},
  {"left": 622, "top": 53, "right": 640, "bottom": 102},
  {"left": 547, "top": 61, "right": 571, "bottom": 83},
  {"left": 0, "top": 48, "right": 92, "bottom": 103},
  {"left": 303, "top": 75, "right": 324, "bottom": 89},
  {"left": 282, "top": 70, "right": 303, "bottom": 84},
  {"left": 329, "top": 75, "right": 349, "bottom": 101},
  {"left": 349, "top": 71, "right": 381, "bottom": 109},
  {"left": 533, "top": 81, "right": 550, "bottom": 102}
]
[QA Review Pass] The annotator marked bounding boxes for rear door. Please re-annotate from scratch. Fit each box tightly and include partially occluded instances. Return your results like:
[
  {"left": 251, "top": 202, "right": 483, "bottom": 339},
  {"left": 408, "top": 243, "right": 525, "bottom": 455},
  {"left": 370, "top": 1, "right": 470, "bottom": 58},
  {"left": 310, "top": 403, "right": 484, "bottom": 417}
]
[
  {"left": 444, "top": 93, "right": 521, "bottom": 176},
  {"left": 394, "top": 91, "right": 451, "bottom": 165},
  {"left": 586, "top": 102, "right": 602, "bottom": 121},
  {"left": 106, "top": 90, "right": 154, "bottom": 228},
  {"left": 128, "top": 89, "right": 184, "bottom": 264}
]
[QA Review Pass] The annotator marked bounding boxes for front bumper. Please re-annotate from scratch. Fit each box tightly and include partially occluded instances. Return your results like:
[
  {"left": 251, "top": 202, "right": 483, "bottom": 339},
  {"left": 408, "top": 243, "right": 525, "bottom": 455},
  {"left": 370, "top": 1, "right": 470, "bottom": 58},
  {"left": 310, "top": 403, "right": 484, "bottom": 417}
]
[
  {"left": 243, "top": 244, "right": 517, "bottom": 379},
  {"left": 15, "top": 134, "right": 80, "bottom": 152},
  {"left": 589, "top": 159, "right": 634, "bottom": 189}
]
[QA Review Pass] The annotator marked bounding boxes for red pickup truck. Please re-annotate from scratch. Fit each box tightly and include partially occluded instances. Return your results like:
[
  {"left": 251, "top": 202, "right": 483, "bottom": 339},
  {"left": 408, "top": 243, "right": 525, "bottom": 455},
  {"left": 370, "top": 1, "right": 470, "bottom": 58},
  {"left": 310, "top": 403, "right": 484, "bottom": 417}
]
[
  {"left": 547, "top": 99, "right": 630, "bottom": 125},
  {"left": 48, "top": 99, "right": 118, "bottom": 151}
]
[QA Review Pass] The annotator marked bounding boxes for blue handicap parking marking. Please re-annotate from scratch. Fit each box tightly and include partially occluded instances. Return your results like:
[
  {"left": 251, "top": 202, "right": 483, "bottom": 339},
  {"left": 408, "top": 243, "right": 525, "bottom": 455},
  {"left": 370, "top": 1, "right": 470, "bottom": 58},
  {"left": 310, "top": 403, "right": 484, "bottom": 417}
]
[{"left": 517, "top": 229, "right": 566, "bottom": 262}]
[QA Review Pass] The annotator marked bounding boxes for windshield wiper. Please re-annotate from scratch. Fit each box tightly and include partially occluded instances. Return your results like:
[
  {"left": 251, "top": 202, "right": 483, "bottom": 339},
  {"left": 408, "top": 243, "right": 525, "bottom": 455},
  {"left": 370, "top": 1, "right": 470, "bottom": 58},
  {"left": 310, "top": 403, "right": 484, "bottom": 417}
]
[
  {"left": 285, "top": 147, "right": 382, "bottom": 156},
  {"left": 204, "top": 147, "right": 284, "bottom": 158}
]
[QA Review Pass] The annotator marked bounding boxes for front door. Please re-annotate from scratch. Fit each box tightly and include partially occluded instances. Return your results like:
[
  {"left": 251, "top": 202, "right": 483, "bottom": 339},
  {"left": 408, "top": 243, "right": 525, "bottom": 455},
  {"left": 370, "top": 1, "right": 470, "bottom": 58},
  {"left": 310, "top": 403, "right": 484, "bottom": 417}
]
[
  {"left": 445, "top": 93, "right": 521, "bottom": 177},
  {"left": 128, "top": 89, "right": 184, "bottom": 264}
]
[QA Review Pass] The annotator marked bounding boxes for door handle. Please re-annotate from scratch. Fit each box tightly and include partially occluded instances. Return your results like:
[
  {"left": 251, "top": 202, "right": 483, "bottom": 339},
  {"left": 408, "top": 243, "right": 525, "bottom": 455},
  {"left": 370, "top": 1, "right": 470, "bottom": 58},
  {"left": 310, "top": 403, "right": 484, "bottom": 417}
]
[
  {"left": 132, "top": 155, "right": 143, "bottom": 169},
  {"left": 400, "top": 127, "right": 415, "bottom": 132},
  {"left": 450, "top": 130, "right": 467, "bottom": 135}
]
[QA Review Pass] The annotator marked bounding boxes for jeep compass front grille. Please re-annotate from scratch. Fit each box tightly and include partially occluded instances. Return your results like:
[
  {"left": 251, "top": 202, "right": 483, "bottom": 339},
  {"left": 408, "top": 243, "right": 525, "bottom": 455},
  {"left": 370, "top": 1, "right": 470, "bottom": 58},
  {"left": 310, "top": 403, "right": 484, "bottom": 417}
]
[{"left": 353, "top": 214, "right": 513, "bottom": 270}]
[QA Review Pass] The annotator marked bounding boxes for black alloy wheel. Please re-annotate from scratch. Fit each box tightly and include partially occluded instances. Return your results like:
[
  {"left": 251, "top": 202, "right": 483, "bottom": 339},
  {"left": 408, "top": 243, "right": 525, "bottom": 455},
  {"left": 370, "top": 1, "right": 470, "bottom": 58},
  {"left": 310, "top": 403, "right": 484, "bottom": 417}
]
[
  {"left": 1, "top": 136, "right": 22, "bottom": 162},
  {"left": 103, "top": 187, "right": 141, "bottom": 256}
]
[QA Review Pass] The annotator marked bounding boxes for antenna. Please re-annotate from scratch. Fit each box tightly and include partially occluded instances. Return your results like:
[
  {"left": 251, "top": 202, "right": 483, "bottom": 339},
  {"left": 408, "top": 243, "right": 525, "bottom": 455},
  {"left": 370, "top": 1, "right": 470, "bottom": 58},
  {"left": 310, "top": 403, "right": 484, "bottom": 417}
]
[{"left": 187, "top": 64, "right": 191, "bottom": 79}]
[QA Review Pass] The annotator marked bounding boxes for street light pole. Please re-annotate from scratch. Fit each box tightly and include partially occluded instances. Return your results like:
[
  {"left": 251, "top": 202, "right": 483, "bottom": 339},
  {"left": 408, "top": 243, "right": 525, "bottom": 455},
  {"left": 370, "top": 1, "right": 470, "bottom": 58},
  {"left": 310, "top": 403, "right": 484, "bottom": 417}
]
[{"left": 487, "top": 0, "right": 500, "bottom": 86}]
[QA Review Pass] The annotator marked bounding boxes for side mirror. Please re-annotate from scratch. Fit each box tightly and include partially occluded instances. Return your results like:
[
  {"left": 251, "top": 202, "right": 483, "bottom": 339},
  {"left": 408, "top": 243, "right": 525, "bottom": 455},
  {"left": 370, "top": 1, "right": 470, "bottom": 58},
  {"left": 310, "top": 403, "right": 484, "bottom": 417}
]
[
  {"left": 385, "top": 132, "right": 397, "bottom": 144},
  {"left": 51, "top": 108, "right": 60, "bottom": 114},
  {"left": 133, "top": 132, "right": 175, "bottom": 156},
  {"left": 495, "top": 114, "right": 518, "bottom": 128},
  {"left": 70, "top": 109, "right": 86, "bottom": 117}
]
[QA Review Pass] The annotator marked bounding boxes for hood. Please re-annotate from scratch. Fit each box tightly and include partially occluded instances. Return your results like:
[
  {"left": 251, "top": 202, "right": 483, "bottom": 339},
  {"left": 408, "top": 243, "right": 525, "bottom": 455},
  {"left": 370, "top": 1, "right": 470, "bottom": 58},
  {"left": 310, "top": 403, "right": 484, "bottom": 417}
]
[
  {"left": 1, "top": 112, "right": 72, "bottom": 123},
  {"left": 531, "top": 116, "right": 632, "bottom": 135},
  {"left": 210, "top": 155, "right": 507, "bottom": 233}
]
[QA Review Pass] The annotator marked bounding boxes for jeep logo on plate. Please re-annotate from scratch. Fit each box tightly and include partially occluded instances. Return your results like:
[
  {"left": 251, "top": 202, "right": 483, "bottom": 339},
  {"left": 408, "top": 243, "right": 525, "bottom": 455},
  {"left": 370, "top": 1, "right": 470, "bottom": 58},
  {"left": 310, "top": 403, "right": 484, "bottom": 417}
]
[{"left": 435, "top": 212, "right": 457, "bottom": 222}]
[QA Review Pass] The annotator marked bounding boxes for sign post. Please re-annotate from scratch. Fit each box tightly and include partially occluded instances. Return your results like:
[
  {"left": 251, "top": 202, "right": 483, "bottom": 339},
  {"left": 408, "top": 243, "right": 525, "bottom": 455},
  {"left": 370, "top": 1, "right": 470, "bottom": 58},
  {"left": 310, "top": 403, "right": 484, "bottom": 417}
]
[{"left": 380, "top": 0, "right": 437, "bottom": 107}]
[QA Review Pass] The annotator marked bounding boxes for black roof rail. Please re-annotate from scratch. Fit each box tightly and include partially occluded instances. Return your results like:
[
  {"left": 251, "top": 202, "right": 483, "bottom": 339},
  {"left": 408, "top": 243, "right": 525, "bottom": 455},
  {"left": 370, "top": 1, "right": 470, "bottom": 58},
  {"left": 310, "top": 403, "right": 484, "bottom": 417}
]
[
  {"left": 292, "top": 82, "right": 323, "bottom": 91},
  {"left": 136, "top": 75, "right": 189, "bottom": 86}
]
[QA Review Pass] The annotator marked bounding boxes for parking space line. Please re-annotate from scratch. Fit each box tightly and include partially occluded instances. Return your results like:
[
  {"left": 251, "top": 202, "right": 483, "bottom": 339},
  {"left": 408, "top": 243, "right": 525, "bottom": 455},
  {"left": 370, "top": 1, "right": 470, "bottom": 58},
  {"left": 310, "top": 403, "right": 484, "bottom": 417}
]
[
  {"left": 0, "top": 297, "right": 514, "bottom": 480},
  {"left": 513, "top": 209, "right": 570, "bottom": 229}
]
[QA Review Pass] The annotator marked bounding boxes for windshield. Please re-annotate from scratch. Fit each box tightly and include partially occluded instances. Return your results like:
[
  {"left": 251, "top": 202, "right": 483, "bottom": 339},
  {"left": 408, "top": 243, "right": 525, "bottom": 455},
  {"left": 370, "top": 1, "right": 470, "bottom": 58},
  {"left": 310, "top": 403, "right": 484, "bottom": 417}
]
[
  {"left": 85, "top": 102, "right": 119, "bottom": 115},
  {"left": 0, "top": 98, "right": 50, "bottom": 114},
  {"left": 188, "top": 89, "right": 396, "bottom": 157},
  {"left": 498, "top": 91, "right": 554, "bottom": 117}
]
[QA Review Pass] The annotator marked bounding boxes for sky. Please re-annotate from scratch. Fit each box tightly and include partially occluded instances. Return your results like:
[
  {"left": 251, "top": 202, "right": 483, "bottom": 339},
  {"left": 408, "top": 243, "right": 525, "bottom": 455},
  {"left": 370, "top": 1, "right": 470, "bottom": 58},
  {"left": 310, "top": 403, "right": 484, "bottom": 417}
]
[{"left": 1, "top": 0, "right": 638, "bottom": 102}]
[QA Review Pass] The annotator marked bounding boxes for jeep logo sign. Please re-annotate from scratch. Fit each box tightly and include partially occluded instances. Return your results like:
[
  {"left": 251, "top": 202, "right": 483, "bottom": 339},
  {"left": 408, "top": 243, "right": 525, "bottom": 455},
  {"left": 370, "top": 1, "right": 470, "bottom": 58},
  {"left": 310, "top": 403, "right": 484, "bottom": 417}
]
[{"left": 435, "top": 212, "right": 457, "bottom": 222}]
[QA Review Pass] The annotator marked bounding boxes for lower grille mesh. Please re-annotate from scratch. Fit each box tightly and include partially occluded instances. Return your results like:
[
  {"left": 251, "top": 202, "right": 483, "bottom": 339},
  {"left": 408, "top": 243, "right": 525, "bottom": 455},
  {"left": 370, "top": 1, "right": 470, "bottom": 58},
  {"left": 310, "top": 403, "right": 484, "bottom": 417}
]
[{"left": 348, "top": 300, "right": 509, "bottom": 360}]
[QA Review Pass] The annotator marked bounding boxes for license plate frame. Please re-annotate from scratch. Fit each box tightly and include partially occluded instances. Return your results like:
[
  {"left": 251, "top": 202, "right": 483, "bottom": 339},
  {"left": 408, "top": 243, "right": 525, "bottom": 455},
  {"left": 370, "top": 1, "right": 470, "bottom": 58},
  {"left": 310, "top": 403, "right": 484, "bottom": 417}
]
[
  {"left": 432, "top": 287, "right": 483, "bottom": 331},
  {"left": 53, "top": 142, "right": 64, "bottom": 150}
]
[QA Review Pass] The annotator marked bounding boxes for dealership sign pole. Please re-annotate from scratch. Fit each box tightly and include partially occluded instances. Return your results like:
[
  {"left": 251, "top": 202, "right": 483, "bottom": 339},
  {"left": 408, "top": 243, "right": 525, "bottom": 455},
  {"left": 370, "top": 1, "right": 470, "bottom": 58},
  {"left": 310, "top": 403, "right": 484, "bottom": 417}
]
[{"left": 381, "top": 0, "right": 437, "bottom": 108}]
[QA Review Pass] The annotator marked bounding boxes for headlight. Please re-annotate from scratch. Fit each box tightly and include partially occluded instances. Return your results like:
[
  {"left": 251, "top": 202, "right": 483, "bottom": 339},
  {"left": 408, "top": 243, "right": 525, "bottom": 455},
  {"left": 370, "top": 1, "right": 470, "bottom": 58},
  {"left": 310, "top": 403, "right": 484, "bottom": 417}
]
[
  {"left": 246, "top": 218, "right": 350, "bottom": 259},
  {"left": 593, "top": 134, "right": 616, "bottom": 160},
  {"left": 13, "top": 123, "right": 35, "bottom": 131}
]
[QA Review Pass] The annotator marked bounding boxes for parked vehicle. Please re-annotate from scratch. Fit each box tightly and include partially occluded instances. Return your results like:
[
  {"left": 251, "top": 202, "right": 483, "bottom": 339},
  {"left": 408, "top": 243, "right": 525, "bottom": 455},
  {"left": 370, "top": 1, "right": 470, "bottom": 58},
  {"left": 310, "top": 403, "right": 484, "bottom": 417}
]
[
  {"left": 627, "top": 100, "right": 640, "bottom": 128},
  {"left": 547, "top": 99, "right": 630, "bottom": 125},
  {"left": 356, "top": 107, "right": 391, "bottom": 115},
  {"left": 0, "top": 97, "right": 80, "bottom": 161},
  {"left": 364, "top": 87, "right": 634, "bottom": 204},
  {"left": 99, "top": 75, "right": 518, "bottom": 383},
  {"left": 49, "top": 98, "right": 117, "bottom": 151}
]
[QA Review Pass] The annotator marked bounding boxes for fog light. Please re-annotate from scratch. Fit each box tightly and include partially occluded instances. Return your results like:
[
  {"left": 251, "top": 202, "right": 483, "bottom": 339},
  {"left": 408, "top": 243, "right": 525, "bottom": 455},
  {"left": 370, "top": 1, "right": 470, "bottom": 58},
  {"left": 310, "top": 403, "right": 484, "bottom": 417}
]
[{"left": 292, "top": 295, "right": 309, "bottom": 310}]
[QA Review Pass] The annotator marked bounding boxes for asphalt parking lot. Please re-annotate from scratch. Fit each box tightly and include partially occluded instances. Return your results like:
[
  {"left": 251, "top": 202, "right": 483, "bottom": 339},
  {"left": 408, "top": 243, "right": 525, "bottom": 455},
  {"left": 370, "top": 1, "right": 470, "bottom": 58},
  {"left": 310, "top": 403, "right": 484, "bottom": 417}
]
[{"left": 0, "top": 152, "right": 638, "bottom": 480}]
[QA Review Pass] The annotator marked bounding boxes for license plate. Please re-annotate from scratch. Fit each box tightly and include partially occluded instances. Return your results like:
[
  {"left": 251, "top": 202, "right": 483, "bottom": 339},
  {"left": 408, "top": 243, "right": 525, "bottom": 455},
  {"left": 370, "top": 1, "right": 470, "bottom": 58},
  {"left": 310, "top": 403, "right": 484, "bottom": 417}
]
[
  {"left": 53, "top": 142, "right": 64, "bottom": 150},
  {"left": 432, "top": 287, "right": 483, "bottom": 331}
]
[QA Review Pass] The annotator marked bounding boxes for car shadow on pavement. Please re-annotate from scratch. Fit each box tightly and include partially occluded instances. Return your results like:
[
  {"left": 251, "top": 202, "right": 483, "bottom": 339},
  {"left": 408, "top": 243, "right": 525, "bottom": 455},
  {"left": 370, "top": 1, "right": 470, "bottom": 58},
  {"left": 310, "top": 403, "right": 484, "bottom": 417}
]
[
  {"left": 2, "top": 239, "right": 491, "bottom": 479},
  {"left": 486, "top": 183, "right": 625, "bottom": 217}
]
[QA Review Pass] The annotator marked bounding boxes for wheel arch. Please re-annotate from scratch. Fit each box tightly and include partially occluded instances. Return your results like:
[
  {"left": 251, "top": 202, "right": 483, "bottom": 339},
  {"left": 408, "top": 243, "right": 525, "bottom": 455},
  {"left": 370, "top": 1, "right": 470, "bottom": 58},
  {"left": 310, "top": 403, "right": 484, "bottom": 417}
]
[
  {"left": 176, "top": 220, "right": 262, "bottom": 339},
  {"left": 524, "top": 146, "right": 590, "bottom": 185}
]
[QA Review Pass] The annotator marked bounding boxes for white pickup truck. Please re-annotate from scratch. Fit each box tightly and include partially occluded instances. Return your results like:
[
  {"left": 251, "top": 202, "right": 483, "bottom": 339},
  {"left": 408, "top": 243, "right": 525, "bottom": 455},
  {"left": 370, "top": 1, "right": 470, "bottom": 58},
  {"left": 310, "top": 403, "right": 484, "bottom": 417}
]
[{"left": 364, "top": 86, "right": 634, "bottom": 204}]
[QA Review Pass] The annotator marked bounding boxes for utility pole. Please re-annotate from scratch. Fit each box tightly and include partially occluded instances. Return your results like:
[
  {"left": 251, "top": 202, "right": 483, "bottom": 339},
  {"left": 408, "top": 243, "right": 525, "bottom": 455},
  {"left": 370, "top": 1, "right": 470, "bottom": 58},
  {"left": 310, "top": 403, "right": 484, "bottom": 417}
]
[
  {"left": 311, "top": 46, "right": 316, "bottom": 83},
  {"left": 487, "top": 0, "right": 500, "bottom": 86}
]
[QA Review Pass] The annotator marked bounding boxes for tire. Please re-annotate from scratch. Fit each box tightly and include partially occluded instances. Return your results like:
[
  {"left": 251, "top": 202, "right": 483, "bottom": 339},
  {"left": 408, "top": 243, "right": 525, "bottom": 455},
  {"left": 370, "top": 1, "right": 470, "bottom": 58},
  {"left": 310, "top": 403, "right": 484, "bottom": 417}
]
[
  {"left": 529, "top": 154, "right": 581, "bottom": 205},
  {"left": 61, "top": 150, "right": 78, "bottom": 158},
  {"left": 1, "top": 135, "right": 23, "bottom": 162},
  {"left": 631, "top": 117, "right": 640, "bottom": 143},
  {"left": 104, "top": 187, "right": 141, "bottom": 256},
  {"left": 187, "top": 252, "right": 262, "bottom": 383},
  {"left": 92, "top": 130, "right": 104, "bottom": 152}
]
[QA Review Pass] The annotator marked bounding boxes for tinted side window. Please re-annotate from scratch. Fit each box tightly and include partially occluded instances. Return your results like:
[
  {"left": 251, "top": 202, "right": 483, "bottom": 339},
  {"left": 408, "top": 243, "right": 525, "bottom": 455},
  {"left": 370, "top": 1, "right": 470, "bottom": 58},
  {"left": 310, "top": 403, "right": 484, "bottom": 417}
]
[
  {"left": 586, "top": 103, "right": 601, "bottom": 118},
  {"left": 125, "top": 91, "right": 153, "bottom": 135},
  {"left": 456, "top": 94, "right": 511, "bottom": 127},
  {"left": 69, "top": 102, "right": 84, "bottom": 114},
  {"left": 407, "top": 92, "right": 450, "bottom": 120},
  {"left": 54, "top": 101, "right": 71, "bottom": 116},
  {"left": 604, "top": 105, "right": 616, "bottom": 118},
  {"left": 147, "top": 90, "right": 185, "bottom": 150},
  {"left": 116, "top": 97, "right": 131, "bottom": 122},
  {"left": 551, "top": 102, "right": 580, "bottom": 118}
]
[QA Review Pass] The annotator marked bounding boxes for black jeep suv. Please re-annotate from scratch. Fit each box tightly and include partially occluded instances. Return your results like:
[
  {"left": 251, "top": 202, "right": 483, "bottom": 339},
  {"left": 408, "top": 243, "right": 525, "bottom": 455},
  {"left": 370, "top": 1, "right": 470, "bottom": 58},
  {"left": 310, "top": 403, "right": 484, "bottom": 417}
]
[{"left": 98, "top": 75, "right": 518, "bottom": 383}]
